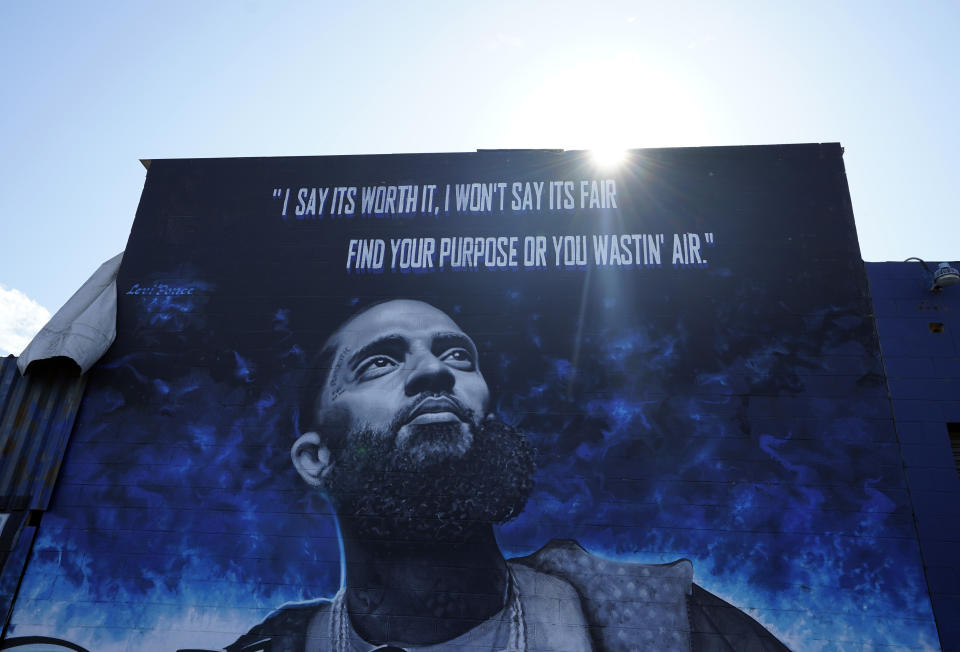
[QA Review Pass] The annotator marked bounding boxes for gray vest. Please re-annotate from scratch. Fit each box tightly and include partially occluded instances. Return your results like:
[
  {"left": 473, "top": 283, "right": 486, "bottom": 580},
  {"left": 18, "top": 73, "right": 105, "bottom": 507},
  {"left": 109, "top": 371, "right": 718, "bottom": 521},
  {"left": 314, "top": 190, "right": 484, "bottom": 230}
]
[{"left": 225, "top": 539, "right": 791, "bottom": 652}]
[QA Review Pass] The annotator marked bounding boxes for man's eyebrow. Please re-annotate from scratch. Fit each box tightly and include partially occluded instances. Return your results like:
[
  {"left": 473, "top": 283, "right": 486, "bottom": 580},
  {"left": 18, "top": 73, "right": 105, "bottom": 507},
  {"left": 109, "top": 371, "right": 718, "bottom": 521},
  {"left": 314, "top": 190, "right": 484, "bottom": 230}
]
[
  {"left": 346, "top": 334, "right": 408, "bottom": 369},
  {"left": 431, "top": 331, "right": 479, "bottom": 356}
]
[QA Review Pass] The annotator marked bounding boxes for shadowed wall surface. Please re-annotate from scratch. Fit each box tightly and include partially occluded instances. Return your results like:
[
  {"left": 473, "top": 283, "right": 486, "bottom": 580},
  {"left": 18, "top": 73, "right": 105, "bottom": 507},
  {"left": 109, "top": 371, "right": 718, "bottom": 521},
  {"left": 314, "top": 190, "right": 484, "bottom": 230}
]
[{"left": 868, "top": 261, "right": 960, "bottom": 652}]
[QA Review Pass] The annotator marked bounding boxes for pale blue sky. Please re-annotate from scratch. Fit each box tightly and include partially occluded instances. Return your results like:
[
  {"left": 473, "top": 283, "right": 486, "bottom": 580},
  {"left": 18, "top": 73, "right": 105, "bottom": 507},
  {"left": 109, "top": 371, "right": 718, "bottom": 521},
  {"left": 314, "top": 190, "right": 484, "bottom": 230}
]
[{"left": 2, "top": 1, "right": 959, "bottom": 353}]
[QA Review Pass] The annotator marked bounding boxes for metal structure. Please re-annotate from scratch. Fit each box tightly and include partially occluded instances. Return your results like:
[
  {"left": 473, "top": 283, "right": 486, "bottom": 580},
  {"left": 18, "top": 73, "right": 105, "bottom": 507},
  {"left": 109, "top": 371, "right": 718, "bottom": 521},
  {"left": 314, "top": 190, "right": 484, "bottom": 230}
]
[{"left": 0, "top": 356, "right": 87, "bottom": 638}]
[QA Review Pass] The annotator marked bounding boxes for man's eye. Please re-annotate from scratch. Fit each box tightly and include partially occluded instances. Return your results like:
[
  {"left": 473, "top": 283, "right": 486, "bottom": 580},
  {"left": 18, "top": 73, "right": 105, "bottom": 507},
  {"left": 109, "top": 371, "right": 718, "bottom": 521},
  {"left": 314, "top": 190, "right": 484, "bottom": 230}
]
[
  {"left": 441, "top": 348, "right": 474, "bottom": 369},
  {"left": 357, "top": 356, "right": 398, "bottom": 380}
]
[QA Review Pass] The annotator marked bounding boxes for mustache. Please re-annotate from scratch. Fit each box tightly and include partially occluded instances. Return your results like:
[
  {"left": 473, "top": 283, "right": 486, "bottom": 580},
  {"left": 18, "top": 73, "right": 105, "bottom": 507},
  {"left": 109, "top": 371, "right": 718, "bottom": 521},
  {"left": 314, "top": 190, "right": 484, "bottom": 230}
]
[
  {"left": 312, "top": 393, "right": 478, "bottom": 455},
  {"left": 393, "top": 392, "right": 474, "bottom": 429}
]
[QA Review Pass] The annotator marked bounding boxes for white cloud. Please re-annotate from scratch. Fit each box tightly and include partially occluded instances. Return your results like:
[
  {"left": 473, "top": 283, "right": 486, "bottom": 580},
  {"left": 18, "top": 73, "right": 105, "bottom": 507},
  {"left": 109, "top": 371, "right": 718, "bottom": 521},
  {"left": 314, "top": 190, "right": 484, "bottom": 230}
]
[{"left": 0, "top": 284, "right": 51, "bottom": 356}]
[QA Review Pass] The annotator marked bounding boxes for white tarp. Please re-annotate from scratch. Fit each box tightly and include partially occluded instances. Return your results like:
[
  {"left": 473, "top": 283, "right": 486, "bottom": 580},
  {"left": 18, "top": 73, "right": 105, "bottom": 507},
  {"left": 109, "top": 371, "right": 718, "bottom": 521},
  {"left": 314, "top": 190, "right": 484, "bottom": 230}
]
[{"left": 18, "top": 252, "right": 123, "bottom": 375}]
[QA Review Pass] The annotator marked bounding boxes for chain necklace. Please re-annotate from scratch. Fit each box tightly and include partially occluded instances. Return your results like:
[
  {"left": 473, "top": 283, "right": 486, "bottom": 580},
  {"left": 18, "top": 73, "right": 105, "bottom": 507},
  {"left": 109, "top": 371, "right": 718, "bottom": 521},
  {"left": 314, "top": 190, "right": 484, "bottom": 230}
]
[{"left": 330, "top": 567, "right": 526, "bottom": 652}]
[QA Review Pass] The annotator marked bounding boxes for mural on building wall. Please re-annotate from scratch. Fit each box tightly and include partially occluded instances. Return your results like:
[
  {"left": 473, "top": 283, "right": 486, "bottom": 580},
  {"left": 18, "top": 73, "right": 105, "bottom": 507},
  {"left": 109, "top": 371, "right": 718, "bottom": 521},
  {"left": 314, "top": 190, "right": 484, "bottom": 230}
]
[{"left": 5, "top": 146, "right": 940, "bottom": 651}]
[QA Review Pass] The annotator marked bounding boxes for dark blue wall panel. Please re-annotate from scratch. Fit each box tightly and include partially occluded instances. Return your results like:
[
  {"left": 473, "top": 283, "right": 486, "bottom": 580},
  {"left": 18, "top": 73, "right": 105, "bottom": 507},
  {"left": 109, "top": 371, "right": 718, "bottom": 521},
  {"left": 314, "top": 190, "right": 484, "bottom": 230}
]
[{"left": 868, "top": 260, "right": 960, "bottom": 652}]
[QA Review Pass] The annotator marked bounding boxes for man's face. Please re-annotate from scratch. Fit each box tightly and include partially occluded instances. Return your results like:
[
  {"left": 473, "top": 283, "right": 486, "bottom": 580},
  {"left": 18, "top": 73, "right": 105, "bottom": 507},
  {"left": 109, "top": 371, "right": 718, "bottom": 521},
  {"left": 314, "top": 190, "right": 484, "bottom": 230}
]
[
  {"left": 298, "top": 300, "right": 534, "bottom": 540},
  {"left": 316, "top": 300, "right": 490, "bottom": 464}
]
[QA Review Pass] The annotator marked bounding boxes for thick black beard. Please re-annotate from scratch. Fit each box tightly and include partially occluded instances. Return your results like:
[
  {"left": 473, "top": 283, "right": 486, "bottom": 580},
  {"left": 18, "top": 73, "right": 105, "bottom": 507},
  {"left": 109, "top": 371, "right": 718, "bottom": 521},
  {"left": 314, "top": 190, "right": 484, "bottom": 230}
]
[{"left": 324, "top": 416, "right": 535, "bottom": 542}]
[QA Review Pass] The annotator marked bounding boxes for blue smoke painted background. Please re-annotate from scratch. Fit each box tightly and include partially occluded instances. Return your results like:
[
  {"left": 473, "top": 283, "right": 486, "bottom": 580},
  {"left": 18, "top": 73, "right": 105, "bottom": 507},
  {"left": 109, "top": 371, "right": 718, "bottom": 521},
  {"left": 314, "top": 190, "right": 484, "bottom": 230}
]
[
  {"left": 8, "top": 149, "right": 941, "bottom": 650},
  {"left": 9, "top": 278, "right": 938, "bottom": 651}
]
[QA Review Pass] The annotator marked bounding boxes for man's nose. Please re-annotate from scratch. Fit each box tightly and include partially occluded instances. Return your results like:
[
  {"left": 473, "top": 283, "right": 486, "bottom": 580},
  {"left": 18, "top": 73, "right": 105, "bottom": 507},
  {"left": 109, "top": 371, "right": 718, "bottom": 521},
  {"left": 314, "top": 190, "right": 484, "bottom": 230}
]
[{"left": 404, "top": 352, "right": 455, "bottom": 396}]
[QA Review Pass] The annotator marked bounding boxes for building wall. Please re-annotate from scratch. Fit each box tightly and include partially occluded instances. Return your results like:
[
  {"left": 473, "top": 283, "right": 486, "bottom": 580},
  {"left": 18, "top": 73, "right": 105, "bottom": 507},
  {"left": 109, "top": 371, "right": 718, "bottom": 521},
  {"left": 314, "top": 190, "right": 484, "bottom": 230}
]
[
  {"left": 867, "top": 261, "right": 960, "bottom": 652},
  {"left": 1, "top": 147, "right": 943, "bottom": 651}
]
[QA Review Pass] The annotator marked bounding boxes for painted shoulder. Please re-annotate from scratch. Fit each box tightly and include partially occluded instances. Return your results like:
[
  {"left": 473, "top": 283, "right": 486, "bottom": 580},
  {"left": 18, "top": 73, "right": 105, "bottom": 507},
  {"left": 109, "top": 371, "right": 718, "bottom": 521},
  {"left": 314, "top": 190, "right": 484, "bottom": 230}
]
[
  {"left": 224, "top": 597, "right": 332, "bottom": 652},
  {"left": 687, "top": 584, "right": 792, "bottom": 652},
  {"left": 510, "top": 538, "right": 791, "bottom": 652}
]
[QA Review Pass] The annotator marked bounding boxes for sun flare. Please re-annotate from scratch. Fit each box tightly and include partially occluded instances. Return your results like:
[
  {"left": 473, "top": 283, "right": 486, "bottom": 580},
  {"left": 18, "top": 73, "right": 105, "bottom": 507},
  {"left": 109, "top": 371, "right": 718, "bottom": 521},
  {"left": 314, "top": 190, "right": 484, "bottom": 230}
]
[{"left": 590, "top": 148, "right": 628, "bottom": 167}]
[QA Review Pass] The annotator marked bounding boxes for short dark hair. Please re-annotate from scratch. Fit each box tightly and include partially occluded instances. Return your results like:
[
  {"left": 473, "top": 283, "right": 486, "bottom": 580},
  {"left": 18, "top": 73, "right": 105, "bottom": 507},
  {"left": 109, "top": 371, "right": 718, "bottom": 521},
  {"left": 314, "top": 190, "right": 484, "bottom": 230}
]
[{"left": 298, "top": 342, "right": 337, "bottom": 433}]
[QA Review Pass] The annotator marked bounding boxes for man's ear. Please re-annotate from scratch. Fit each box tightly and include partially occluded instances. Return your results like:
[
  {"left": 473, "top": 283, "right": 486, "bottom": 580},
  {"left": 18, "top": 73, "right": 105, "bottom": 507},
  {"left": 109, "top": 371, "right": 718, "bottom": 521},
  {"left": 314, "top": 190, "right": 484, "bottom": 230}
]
[{"left": 291, "top": 431, "right": 333, "bottom": 487}]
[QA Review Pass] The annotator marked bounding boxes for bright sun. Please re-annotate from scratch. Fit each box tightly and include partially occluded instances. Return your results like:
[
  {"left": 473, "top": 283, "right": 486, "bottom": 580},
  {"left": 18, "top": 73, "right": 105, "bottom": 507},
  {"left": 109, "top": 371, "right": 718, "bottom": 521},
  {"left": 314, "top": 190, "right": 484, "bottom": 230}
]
[{"left": 590, "top": 148, "right": 628, "bottom": 167}]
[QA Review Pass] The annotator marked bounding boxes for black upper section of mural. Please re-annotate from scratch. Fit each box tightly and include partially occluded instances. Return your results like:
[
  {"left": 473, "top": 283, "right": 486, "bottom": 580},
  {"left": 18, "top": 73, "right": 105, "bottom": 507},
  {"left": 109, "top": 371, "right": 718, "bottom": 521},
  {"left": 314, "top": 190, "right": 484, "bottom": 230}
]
[{"left": 119, "top": 144, "right": 867, "bottom": 383}]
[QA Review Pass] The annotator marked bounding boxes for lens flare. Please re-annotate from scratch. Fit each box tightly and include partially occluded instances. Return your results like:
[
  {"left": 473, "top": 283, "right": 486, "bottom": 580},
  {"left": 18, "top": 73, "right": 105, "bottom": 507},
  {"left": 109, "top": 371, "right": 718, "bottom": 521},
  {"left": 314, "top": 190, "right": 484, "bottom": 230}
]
[{"left": 591, "top": 148, "right": 627, "bottom": 167}]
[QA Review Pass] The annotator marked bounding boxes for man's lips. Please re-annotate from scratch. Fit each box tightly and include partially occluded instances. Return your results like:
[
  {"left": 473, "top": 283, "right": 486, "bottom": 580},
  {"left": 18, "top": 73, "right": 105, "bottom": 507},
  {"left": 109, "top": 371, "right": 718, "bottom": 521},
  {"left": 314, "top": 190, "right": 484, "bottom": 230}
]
[
  {"left": 404, "top": 396, "right": 467, "bottom": 425},
  {"left": 407, "top": 411, "right": 461, "bottom": 425}
]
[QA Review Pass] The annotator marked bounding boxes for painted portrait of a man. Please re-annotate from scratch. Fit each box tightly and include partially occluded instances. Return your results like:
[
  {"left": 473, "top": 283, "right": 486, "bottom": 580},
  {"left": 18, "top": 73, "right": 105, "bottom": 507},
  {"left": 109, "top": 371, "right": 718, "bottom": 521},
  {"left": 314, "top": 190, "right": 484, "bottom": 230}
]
[{"left": 228, "top": 299, "right": 789, "bottom": 652}]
